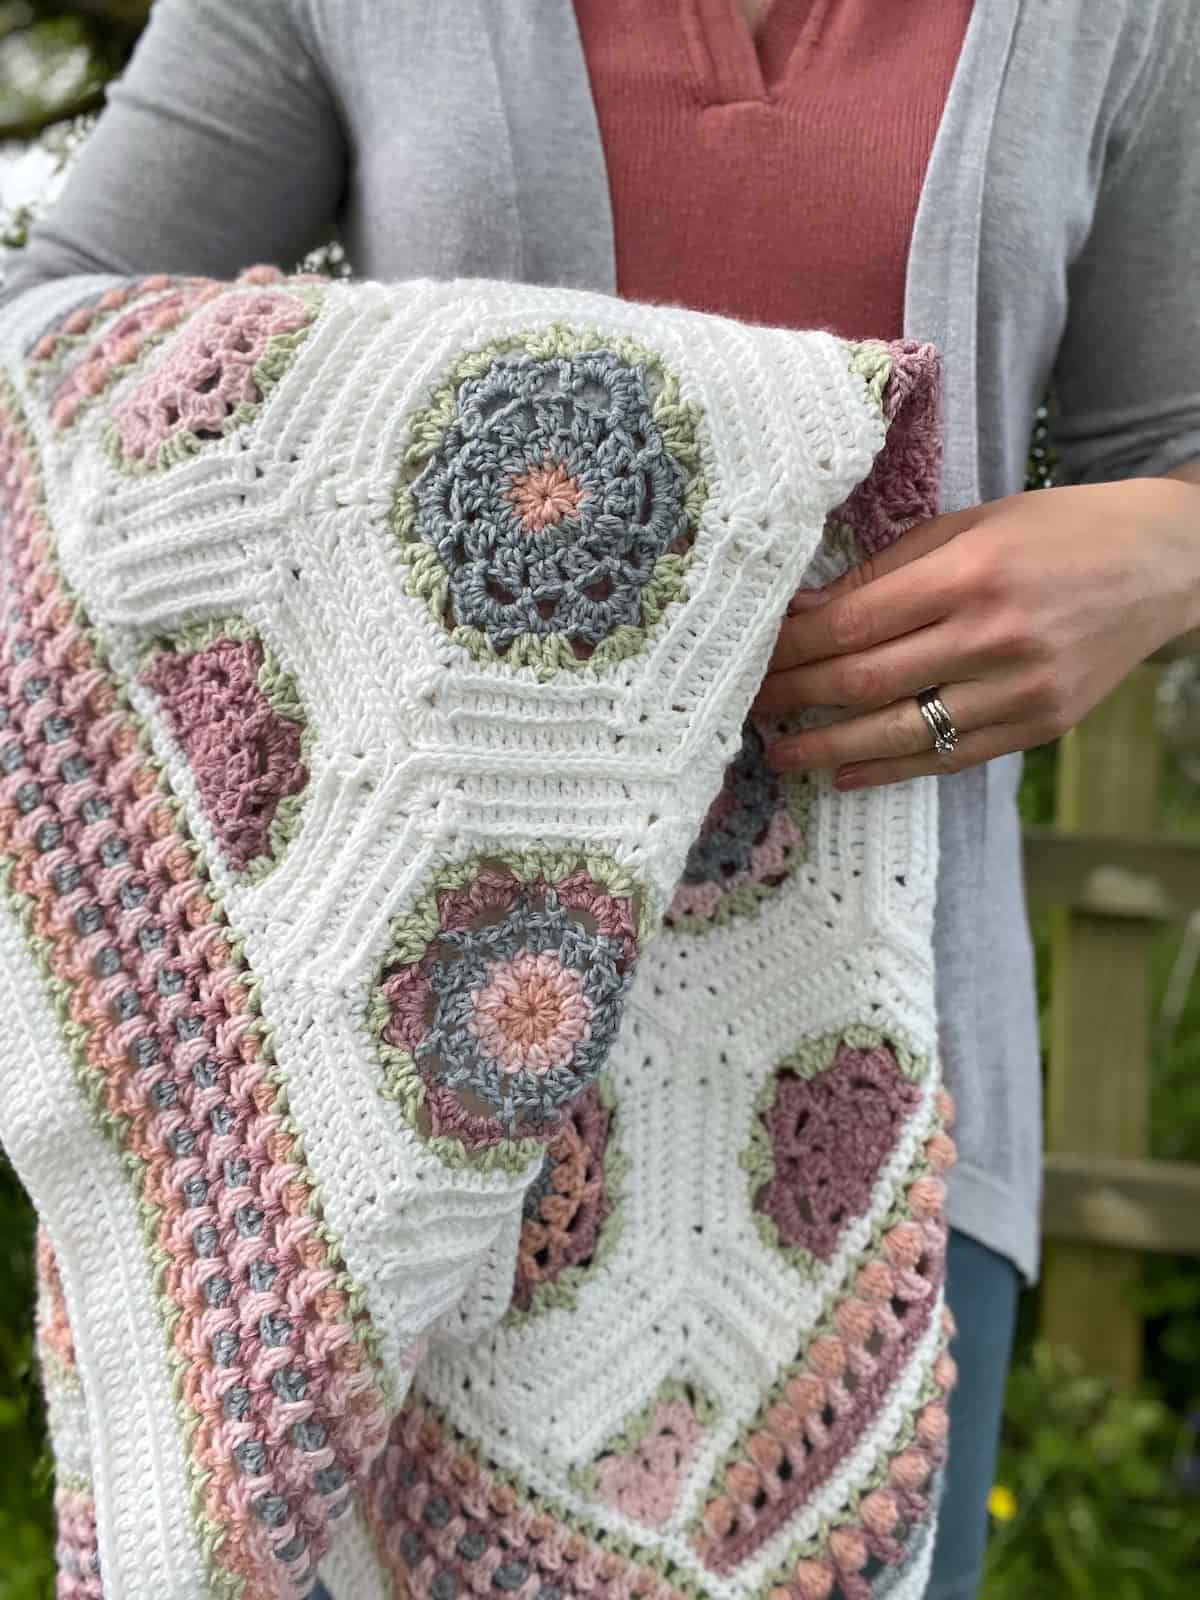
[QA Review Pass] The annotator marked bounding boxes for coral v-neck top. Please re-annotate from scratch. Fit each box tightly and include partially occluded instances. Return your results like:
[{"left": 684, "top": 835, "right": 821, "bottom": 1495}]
[{"left": 573, "top": 0, "right": 973, "bottom": 341}]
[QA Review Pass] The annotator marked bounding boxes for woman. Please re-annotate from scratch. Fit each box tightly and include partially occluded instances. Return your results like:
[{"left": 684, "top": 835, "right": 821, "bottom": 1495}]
[{"left": 7, "top": 3, "right": 1199, "bottom": 1596}]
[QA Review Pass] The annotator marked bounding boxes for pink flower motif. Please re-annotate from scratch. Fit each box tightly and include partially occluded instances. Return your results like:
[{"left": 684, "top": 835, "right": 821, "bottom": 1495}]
[
  {"left": 507, "top": 459, "right": 589, "bottom": 531},
  {"left": 47, "top": 280, "right": 222, "bottom": 430},
  {"left": 469, "top": 950, "right": 593, "bottom": 1074},
  {"left": 141, "top": 634, "right": 306, "bottom": 873},
  {"left": 112, "top": 287, "right": 312, "bottom": 466},
  {"left": 755, "top": 1041, "right": 922, "bottom": 1263},
  {"left": 593, "top": 1399, "right": 707, "bottom": 1528}
]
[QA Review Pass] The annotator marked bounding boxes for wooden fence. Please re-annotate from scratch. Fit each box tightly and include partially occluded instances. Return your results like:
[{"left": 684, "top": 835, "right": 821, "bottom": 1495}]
[{"left": 1027, "top": 660, "right": 1200, "bottom": 1381}]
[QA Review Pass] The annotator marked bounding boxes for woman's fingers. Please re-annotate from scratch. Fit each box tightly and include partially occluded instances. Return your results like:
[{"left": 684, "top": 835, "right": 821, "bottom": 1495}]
[
  {"left": 756, "top": 620, "right": 981, "bottom": 717},
  {"left": 771, "top": 567, "right": 943, "bottom": 672},
  {"left": 831, "top": 720, "right": 1034, "bottom": 790},
  {"left": 766, "top": 678, "right": 1008, "bottom": 773},
  {"left": 770, "top": 507, "right": 983, "bottom": 673}
]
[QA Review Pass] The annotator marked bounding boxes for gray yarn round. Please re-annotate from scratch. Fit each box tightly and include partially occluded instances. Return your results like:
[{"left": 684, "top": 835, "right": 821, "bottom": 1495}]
[
  {"left": 679, "top": 723, "right": 787, "bottom": 885},
  {"left": 411, "top": 350, "right": 691, "bottom": 654},
  {"left": 416, "top": 889, "right": 631, "bottom": 1134}
]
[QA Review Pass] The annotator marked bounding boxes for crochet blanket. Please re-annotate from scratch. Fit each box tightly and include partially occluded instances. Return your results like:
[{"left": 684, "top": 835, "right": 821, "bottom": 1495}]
[{"left": 0, "top": 267, "right": 951, "bottom": 1600}]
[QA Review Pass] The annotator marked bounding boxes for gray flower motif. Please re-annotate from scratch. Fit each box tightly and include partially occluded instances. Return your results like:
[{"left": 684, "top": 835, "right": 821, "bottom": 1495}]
[
  {"left": 417, "top": 888, "right": 631, "bottom": 1132},
  {"left": 411, "top": 351, "right": 690, "bottom": 656}
]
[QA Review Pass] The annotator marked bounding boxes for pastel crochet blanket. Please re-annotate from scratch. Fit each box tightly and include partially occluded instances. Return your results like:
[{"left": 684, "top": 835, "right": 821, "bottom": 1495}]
[{"left": 0, "top": 267, "right": 950, "bottom": 1600}]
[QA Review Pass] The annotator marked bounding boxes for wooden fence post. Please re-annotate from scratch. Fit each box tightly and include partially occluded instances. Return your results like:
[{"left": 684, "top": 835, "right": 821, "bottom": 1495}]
[{"left": 1040, "top": 666, "right": 1162, "bottom": 1381}]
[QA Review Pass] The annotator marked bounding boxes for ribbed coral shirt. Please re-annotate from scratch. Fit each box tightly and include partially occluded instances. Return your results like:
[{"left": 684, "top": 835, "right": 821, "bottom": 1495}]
[{"left": 573, "top": 0, "right": 973, "bottom": 341}]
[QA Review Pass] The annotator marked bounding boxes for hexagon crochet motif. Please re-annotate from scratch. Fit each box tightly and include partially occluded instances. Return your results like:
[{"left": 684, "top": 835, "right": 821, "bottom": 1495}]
[{"left": 0, "top": 272, "right": 949, "bottom": 1600}]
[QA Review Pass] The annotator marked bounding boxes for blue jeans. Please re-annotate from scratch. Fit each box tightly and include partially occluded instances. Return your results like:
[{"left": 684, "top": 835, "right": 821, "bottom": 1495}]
[
  {"left": 312, "top": 1229, "right": 1018, "bottom": 1600},
  {"left": 926, "top": 1230, "right": 1021, "bottom": 1598}
]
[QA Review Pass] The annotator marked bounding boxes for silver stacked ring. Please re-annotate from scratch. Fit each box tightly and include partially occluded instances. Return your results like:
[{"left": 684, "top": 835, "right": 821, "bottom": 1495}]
[{"left": 916, "top": 687, "right": 960, "bottom": 754}]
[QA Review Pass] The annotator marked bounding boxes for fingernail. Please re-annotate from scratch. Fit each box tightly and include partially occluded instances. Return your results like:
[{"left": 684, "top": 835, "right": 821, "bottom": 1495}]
[{"left": 834, "top": 767, "right": 867, "bottom": 791}]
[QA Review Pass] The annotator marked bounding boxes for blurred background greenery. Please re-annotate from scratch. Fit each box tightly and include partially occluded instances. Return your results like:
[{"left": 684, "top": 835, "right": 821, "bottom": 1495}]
[
  {"left": 1, "top": 6, "right": 1199, "bottom": 1597},
  {"left": 0, "top": 0, "right": 148, "bottom": 141}
]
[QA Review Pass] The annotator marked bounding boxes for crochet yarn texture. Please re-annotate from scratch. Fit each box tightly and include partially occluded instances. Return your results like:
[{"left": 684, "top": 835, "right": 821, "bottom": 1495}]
[{"left": 0, "top": 267, "right": 948, "bottom": 1600}]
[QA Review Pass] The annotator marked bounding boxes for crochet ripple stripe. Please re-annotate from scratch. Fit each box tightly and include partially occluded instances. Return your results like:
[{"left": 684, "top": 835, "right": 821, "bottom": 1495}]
[
  {"left": 0, "top": 390, "right": 389, "bottom": 1599},
  {"left": 36, "top": 1230, "right": 103, "bottom": 1600}
]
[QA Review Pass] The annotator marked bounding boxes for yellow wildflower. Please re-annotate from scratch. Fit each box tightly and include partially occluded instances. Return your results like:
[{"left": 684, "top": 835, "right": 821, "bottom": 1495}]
[{"left": 988, "top": 1485, "right": 1018, "bottom": 1522}]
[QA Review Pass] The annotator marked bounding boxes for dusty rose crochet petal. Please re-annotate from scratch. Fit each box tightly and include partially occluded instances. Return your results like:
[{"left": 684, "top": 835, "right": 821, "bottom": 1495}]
[
  {"left": 834, "top": 339, "right": 943, "bottom": 554},
  {"left": 754, "top": 1041, "right": 923, "bottom": 1263},
  {"left": 141, "top": 634, "right": 306, "bottom": 873}
]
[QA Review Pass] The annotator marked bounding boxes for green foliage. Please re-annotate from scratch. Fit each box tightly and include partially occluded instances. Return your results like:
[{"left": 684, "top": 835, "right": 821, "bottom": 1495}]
[
  {"left": 981, "top": 1343, "right": 1200, "bottom": 1599},
  {"left": 1141, "top": 922, "right": 1200, "bottom": 1418},
  {"left": 0, "top": 1158, "right": 54, "bottom": 1600},
  {"left": 0, "top": 1, "right": 146, "bottom": 139}
]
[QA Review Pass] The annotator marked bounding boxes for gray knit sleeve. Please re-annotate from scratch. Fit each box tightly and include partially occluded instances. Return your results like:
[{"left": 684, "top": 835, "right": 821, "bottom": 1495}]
[
  {"left": 1049, "top": 0, "right": 1200, "bottom": 484},
  {"left": 1, "top": 0, "right": 345, "bottom": 305}
]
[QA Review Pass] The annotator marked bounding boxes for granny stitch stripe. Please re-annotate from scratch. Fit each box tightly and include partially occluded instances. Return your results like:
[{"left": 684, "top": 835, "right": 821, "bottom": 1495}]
[
  {"left": 0, "top": 359, "right": 389, "bottom": 1599},
  {"left": 0, "top": 268, "right": 946, "bottom": 1600}
]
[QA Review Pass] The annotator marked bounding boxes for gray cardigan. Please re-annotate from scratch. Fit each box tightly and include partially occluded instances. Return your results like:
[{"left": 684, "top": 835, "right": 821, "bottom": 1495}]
[{"left": 8, "top": 0, "right": 1200, "bottom": 1282}]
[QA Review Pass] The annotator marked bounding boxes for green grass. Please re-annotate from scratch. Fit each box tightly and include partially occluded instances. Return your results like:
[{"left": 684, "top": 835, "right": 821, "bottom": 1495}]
[{"left": 0, "top": 1160, "right": 54, "bottom": 1600}]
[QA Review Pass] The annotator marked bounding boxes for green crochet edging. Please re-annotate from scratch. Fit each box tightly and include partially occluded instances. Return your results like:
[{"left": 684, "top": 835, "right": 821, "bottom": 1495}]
[
  {"left": 817, "top": 515, "right": 866, "bottom": 571},
  {"left": 740, "top": 1023, "right": 929, "bottom": 1280},
  {"left": 500, "top": 1072, "right": 628, "bottom": 1331},
  {"left": 37, "top": 1348, "right": 80, "bottom": 1398},
  {"left": 664, "top": 766, "right": 815, "bottom": 938},
  {"left": 0, "top": 382, "right": 388, "bottom": 1600},
  {"left": 569, "top": 1375, "right": 721, "bottom": 1501},
  {"left": 390, "top": 322, "right": 710, "bottom": 681},
  {"left": 847, "top": 339, "right": 896, "bottom": 417},
  {"left": 53, "top": 1470, "right": 93, "bottom": 1499},
  {"left": 103, "top": 283, "right": 324, "bottom": 477},
  {"left": 136, "top": 615, "right": 312, "bottom": 884},
  {"left": 365, "top": 846, "right": 655, "bottom": 1179}
]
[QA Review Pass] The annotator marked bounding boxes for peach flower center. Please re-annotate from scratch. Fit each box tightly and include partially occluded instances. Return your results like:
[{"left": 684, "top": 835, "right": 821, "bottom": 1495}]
[
  {"left": 469, "top": 951, "right": 593, "bottom": 1074},
  {"left": 508, "top": 459, "right": 588, "bottom": 531}
]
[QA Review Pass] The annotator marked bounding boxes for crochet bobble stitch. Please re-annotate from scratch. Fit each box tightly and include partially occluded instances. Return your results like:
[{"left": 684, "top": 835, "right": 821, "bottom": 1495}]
[
  {"left": 0, "top": 368, "right": 389, "bottom": 1599},
  {"left": 1, "top": 266, "right": 949, "bottom": 1600}
]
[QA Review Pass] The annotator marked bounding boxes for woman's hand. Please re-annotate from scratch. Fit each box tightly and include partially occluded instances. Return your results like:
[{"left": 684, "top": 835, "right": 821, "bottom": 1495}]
[{"left": 756, "top": 477, "right": 1200, "bottom": 790}]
